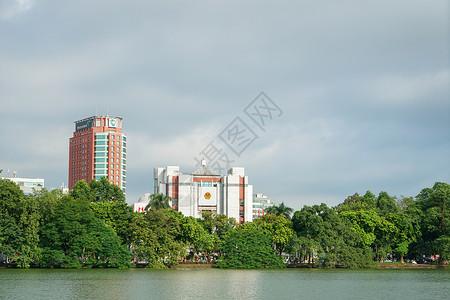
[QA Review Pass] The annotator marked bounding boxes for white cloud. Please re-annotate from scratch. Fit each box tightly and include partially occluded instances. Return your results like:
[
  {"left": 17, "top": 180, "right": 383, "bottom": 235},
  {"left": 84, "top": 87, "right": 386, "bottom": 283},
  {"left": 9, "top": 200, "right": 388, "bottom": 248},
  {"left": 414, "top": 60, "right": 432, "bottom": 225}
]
[{"left": 0, "top": 0, "right": 34, "bottom": 20}]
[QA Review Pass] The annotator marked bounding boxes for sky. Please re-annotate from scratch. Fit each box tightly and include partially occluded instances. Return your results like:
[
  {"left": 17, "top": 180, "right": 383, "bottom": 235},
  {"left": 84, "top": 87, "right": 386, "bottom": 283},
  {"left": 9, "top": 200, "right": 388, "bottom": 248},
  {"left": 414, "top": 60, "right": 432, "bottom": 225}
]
[{"left": 1, "top": 0, "right": 449, "bottom": 210}]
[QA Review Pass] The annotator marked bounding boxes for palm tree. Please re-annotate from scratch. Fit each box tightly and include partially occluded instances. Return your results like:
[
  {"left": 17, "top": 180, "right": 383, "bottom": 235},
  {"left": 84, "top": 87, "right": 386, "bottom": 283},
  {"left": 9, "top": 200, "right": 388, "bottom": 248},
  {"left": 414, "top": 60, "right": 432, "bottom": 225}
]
[
  {"left": 144, "top": 193, "right": 172, "bottom": 210},
  {"left": 265, "top": 202, "right": 293, "bottom": 219}
]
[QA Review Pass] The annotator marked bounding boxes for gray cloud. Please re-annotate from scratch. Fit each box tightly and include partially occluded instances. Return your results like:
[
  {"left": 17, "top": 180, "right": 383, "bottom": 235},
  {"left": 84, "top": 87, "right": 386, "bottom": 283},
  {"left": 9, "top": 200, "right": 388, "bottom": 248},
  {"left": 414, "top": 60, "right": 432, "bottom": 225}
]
[{"left": 1, "top": 0, "right": 448, "bottom": 209}]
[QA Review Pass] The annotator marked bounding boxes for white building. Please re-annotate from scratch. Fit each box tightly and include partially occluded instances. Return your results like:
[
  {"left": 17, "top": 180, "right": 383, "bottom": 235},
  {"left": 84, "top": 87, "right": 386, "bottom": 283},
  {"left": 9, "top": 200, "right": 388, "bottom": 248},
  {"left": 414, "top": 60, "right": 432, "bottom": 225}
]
[
  {"left": 133, "top": 193, "right": 151, "bottom": 213},
  {"left": 153, "top": 160, "right": 253, "bottom": 224},
  {"left": 252, "top": 193, "right": 274, "bottom": 219},
  {"left": 1, "top": 176, "right": 44, "bottom": 194}
]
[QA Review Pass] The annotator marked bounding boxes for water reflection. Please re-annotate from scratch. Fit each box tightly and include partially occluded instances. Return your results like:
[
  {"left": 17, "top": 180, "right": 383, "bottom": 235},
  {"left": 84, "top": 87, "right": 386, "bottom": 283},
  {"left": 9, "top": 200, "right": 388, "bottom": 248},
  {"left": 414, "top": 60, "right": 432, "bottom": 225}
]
[{"left": 0, "top": 268, "right": 449, "bottom": 300}]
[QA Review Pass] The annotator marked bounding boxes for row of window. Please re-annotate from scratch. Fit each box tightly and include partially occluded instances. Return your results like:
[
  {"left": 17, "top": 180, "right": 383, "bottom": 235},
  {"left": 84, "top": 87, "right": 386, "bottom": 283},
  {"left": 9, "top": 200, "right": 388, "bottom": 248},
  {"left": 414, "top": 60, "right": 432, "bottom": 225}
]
[
  {"left": 197, "top": 182, "right": 219, "bottom": 187},
  {"left": 94, "top": 152, "right": 127, "bottom": 159},
  {"left": 73, "top": 154, "right": 89, "bottom": 160},
  {"left": 71, "top": 142, "right": 89, "bottom": 151},
  {"left": 95, "top": 134, "right": 126, "bottom": 141},
  {"left": 72, "top": 136, "right": 91, "bottom": 144},
  {"left": 73, "top": 166, "right": 89, "bottom": 172},
  {"left": 94, "top": 140, "right": 127, "bottom": 147},
  {"left": 72, "top": 159, "right": 88, "bottom": 167}
]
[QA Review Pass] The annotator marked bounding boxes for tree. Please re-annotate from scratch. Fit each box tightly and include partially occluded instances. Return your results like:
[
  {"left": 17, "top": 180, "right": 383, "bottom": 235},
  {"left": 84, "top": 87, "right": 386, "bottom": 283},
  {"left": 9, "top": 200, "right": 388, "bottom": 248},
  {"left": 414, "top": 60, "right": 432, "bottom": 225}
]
[
  {"left": 413, "top": 182, "right": 450, "bottom": 263},
  {"left": 217, "top": 223, "right": 285, "bottom": 269},
  {"left": 376, "top": 191, "right": 399, "bottom": 216},
  {"left": 396, "top": 196, "right": 414, "bottom": 212},
  {"left": 336, "top": 191, "right": 376, "bottom": 212},
  {"left": 40, "top": 199, "right": 130, "bottom": 268},
  {"left": 0, "top": 178, "right": 25, "bottom": 263},
  {"left": 128, "top": 208, "right": 184, "bottom": 268},
  {"left": 70, "top": 177, "right": 125, "bottom": 203},
  {"left": 89, "top": 177, "right": 125, "bottom": 203},
  {"left": 90, "top": 201, "right": 134, "bottom": 244},
  {"left": 144, "top": 194, "right": 172, "bottom": 210},
  {"left": 340, "top": 209, "right": 397, "bottom": 261},
  {"left": 199, "top": 212, "right": 237, "bottom": 239},
  {"left": 254, "top": 214, "right": 294, "bottom": 256},
  {"left": 70, "top": 180, "right": 92, "bottom": 202},
  {"left": 385, "top": 211, "right": 420, "bottom": 263},
  {"left": 291, "top": 204, "right": 326, "bottom": 263},
  {"left": 264, "top": 202, "right": 293, "bottom": 219},
  {"left": 293, "top": 204, "right": 374, "bottom": 267},
  {"left": 180, "top": 216, "right": 215, "bottom": 258}
]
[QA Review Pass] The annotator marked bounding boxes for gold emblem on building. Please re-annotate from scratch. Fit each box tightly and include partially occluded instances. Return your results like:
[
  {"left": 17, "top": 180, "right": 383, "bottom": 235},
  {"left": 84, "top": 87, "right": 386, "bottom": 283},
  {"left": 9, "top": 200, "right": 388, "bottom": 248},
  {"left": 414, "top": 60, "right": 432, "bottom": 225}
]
[{"left": 204, "top": 192, "right": 211, "bottom": 200}]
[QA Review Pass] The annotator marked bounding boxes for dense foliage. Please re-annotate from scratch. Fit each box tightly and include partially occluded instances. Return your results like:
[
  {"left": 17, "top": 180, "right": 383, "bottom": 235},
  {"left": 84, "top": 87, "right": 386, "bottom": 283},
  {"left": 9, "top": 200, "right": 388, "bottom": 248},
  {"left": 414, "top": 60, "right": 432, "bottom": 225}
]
[
  {"left": 0, "top": 175, "right": 448, "bottom": 268},
  {"left": 217, "top": 223, "right": 285, "bottom": 269}
]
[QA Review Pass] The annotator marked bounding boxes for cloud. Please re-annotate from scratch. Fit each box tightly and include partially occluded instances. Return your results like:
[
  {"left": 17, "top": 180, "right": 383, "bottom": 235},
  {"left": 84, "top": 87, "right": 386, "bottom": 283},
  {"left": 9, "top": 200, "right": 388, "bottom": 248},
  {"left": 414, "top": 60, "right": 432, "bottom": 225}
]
[
  {"left": 0, "top": 0, "right": 33, "bottom": 20},
  {"left": 371, "top": 70, "right": 450, "bottom": 104}
]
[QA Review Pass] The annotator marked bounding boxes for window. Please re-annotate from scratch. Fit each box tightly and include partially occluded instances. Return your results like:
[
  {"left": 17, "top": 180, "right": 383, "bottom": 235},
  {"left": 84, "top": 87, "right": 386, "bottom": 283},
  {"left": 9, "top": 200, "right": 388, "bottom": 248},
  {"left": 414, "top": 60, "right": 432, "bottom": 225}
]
[
  {"left": 111, "top": 158, "right": 114, "bottom": 162},
  {"left": 110, "top": 176, "right": 114, "bottom": 180},
  {"left": 111, "top": 141, "right": 115, "bottom": 145},
  {"left": 116, "top": 158, "right": 120, "bottom": 163},
  {"left": 116, "top": 164, "right": 119, "bottom": 169},
  {"left": 116, "top": 170, "right": 119, "bottom": 174},
  {"left": 95, "top": 146, "right": 107, "bottom": 151}
]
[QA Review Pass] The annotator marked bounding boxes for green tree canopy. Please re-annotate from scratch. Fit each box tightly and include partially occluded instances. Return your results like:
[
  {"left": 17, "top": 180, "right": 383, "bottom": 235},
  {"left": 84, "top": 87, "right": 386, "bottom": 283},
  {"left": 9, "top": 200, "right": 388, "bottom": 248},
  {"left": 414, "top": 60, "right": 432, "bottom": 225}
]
[
  {"left": 217, "top": 222, "right": 285, "bottom": 269},
  {"left": 70, "top": 177, "right": 125, "bottom": 203},
  {"left": 40, "top": 199, "right": 130, "bottom": 268},
  {"left": 128, "top": 208, "right": 184, "bottom": 268},
  {"left": 254, "top": 214, "right": 294, "bottom": 256},
  {"left": 144, "top": 194, "right": 172, "bottom": 210},
  {"left": 264, "top": 202, "right": 293, "bottom": 219}
]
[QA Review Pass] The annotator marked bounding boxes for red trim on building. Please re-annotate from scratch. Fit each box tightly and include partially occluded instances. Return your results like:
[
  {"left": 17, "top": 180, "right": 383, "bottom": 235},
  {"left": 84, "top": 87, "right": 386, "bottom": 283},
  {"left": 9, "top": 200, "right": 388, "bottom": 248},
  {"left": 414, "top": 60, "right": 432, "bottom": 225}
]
[{"left": 193, "top": 177, "right": 221, "bottom": 182}]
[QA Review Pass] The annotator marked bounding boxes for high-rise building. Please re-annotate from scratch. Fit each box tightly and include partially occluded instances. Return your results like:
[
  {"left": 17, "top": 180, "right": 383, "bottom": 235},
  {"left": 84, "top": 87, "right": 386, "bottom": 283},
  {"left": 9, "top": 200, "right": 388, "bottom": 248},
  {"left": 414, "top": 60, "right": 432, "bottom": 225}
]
[
  {"left": 152, "top": 159, "right": 253, "bottom": 224},
  {"left": 68, "top": 116, "right": 127, "bottom": 193}
]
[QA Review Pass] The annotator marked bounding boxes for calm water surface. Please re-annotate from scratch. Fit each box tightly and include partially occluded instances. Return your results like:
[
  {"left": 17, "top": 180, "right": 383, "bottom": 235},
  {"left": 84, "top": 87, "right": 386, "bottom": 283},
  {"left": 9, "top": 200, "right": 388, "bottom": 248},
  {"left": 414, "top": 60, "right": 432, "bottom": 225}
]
[{"left": 0, "top": 268, "right": 449, "bottom": 300}]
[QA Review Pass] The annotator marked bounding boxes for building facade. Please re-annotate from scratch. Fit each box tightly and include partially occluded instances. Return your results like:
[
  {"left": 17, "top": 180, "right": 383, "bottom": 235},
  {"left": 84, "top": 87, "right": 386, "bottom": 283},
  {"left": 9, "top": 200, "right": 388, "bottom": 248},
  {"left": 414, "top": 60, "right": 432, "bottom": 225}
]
[
  {"left": 68, "top": 116, "right": 127, "bottom": 193},
  {"left": 252, "top": 193, "right": 274, "bottom": 219},
  {"left": 154, "top": 160, "right": 253, "bottom": 224}
]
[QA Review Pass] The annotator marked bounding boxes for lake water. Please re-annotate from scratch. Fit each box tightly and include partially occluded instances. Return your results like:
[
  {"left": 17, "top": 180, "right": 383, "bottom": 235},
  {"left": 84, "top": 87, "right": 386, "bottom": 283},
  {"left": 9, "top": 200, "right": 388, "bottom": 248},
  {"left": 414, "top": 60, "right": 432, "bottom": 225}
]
[{"left": 0, "top": 268, "right": 449, "bottom": 300}]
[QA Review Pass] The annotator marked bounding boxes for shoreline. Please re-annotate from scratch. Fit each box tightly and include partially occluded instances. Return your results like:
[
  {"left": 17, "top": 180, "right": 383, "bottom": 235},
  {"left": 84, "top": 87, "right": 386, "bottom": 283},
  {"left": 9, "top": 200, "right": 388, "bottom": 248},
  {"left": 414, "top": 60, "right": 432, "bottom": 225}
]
[{"left": 375, "top": 264, "right": 449, "bottom": 269}]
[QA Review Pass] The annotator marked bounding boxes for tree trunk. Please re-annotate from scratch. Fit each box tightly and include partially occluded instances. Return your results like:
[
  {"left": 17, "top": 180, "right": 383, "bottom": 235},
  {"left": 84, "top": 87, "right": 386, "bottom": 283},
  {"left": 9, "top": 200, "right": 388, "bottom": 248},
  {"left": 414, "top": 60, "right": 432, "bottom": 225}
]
[{"left": 375, "top": 244, "right": 380, "bottom": 262}]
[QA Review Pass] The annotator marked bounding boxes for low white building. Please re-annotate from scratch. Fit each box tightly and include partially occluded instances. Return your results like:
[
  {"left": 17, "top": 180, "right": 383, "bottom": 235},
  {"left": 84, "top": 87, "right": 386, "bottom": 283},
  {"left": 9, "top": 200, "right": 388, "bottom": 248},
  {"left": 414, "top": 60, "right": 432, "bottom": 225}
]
[
  {"left": 154, "top": 160, "right": 253, "bottom": 224},
  {"left": 133, "top": 193, "right": 151, "bottom": 213},
  {"left": 252, "top": 193, "right": 274, "bottom": 219},
  {"left": 1, "top": 176, "right": 44, "bottom": 194}
]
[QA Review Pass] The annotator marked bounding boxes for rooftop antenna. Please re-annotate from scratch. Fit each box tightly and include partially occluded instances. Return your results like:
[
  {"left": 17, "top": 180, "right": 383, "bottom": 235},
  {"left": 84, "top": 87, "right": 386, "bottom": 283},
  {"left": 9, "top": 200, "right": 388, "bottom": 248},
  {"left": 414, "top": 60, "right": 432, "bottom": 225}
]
[{"left": 106, "top": 105, "right": 109, "bottom": 117}]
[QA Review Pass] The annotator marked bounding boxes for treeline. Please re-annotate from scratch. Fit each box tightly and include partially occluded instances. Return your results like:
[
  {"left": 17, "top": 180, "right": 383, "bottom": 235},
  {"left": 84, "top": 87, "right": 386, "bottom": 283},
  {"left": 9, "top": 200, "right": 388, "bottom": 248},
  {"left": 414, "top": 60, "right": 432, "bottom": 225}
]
[{"left": 0, "top": 176, "right": 448, "bottom": 268}]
